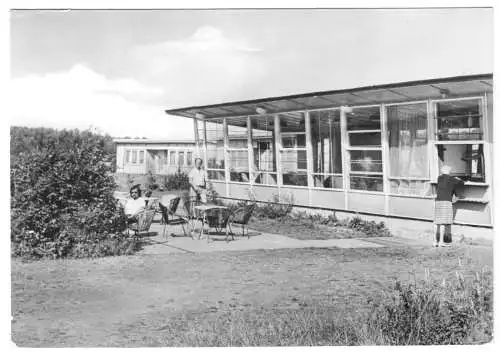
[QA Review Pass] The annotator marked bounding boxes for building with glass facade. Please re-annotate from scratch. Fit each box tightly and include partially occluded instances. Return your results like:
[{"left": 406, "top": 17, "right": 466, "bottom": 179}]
[{"left": 166, "top": 74, "right": 493, "bottom": 228}]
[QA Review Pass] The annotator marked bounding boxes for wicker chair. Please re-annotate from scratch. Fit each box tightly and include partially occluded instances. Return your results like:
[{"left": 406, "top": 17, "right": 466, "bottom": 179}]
[
  {"left": 229, "top": 202, "right": 257, "bottom": 239},
  {"left": 127, "top": 209, "right": 156, "bottom": 238},
  {"left": 158, "top": 196, "right": 191, "bottom": 239},
  {"left": 201, "top": 207, "right": 233, "bottom": 242}
]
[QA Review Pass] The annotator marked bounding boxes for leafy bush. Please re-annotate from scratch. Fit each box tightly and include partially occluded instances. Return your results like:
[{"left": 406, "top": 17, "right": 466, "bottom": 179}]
[
  {"left": 11, "top": 127, "right": 132, "bottom": 260},
  {"left": 253, "top": 193, "right": 294, "bottom": 219},
  {"left": 163, "top": 170, "right": 190, "bottom": 190},
  {"left": 343, "top": 216, "right": 391, "bottom": 237}
]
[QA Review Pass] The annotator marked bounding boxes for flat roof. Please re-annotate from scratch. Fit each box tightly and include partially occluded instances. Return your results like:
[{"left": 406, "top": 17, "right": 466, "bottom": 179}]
[
  {"left": 165, "top": 73, "right": 493, "bottom": 120},
  {"left": 113, "top": 138, "right": 195, "bottom": 144}
]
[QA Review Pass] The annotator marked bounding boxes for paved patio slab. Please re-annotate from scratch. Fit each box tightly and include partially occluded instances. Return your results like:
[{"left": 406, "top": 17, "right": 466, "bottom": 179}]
[{"left": 138, "top": 223, "right": 386, "bottom": 255}]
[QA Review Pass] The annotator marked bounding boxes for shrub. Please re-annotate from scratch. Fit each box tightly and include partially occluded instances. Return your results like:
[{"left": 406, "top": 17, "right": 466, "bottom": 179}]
[
  {"left": 253, "top": 193, "right": 294, "bottom": 219},
  {"left": 11, "top": 127, "right": 132, "bottom": 260},
  {"left": 344, "top": 216, "right": 392, "bottom": 237},
  {"left": 163, "top": 170, "right": 190, "bottom": 190},
  {"left": 366, "top": 268, "right": 493, "bottom": 345}
]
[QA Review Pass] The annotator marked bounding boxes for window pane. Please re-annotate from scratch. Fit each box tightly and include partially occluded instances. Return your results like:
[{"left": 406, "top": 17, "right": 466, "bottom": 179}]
[
  {"left": 347, "top": 106, "right": 381, "bottom": 130},
  {"left": 387, "top": 103, "right": 429, "bottom": 178},
  {"left": 281, "top": 150, "right": 307, "bottom": 172},
  {"left": 163, "top": 150, "right": 169, "bottom": 165},
  {"left": 390, "top": 179, "right": 433, "bottom": 196},
  {"left": 169, "top": 151, "right": 176, "bottom": 164},
  {"left": 254, "top": 172, "right": 277, "bottom": 185},
  {"left": 283, "top": 172, "right": 308, "bottom": 186},
  {"left": 280, "top": 112, "right": 306, "bottom": 148},
  {"left": 349, "top": 150, "right": 382, "bottom": 172},
  {"left": 313, "top": 174, "right": 343, "bottom": 189},
  {"left": 206, "top": 119, "right": 225, "bottom": 169},
  {"left": 438, "top": 143, "right": 485, "bottom": 183},
  {"left": 227, "top": 117, "right": 248, "bottom": 148},
  {"left": 310, "top": 109, "right": 342, "bottom": 174},
  {"left": 350, "top": 174, "right": 384, "bottom": 192},
  {"left": 139, "top": 151, "right": 144, "bottom": 164},
  {"left": 186, "top": 152, "right": 193, "bottom": 166},
  {"left": 251, "top": 115, "right": 276, "bottom": 172},
  {"left": 436, "top": 99, "right": 482, "bottom": 141},
  {"left": 280, "top": 112, "right": 306, "bottom": 134},
  {"left": 132, "top": 151, "right": 137, "bottom": 164},
  {"left": 207, "top": 170, "right": 225, "bottom": 181},
  {"left": 349, "top": 132, "right": 381, "bottom": 146},
  {"left": 229, "top": 150, "right": 249, "bottom": 182},
  {"left": 125, "top": 150, "right": 131, "bottom": 163},
  {"left": 178, "top": 152, "right": 184, "bottom": 166}
]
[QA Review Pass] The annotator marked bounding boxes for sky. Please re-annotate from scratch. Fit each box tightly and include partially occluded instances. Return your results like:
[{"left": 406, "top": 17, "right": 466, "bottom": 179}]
[{"left": 10, "top": 8, "right": 493, "bottom": 139}]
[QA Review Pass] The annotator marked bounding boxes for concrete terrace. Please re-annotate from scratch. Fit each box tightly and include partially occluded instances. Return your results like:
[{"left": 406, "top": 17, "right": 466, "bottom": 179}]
[{"left": 136, "top": 222, "right": 430, "bottom": 255}]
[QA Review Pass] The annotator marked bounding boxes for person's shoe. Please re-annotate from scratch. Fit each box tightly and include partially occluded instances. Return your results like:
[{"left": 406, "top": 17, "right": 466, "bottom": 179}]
[
  {"left": 433, "top": 241, "right": 439, "bottom": 247},
  {"left": 439, "top": 242, "right": 452, "bottom": 247}
]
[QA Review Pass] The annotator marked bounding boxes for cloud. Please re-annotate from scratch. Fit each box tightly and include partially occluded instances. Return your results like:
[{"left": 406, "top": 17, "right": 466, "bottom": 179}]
[
  {"left": 10, "top": 65, "right": 192, "bottom": 139},
  {"left": 131, "top": 26, "right": 268, "bottom": 107}
]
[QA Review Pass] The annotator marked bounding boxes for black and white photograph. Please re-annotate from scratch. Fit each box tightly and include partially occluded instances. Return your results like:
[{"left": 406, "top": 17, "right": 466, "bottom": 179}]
[{"left": 7, "top": 2, "right": 496, "bottom": 348}]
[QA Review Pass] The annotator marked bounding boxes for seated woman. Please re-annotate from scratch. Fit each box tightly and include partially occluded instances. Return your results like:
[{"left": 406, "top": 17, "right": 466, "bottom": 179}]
[{"left": 124, "top": 185, "right": 146, "bottom": 224}]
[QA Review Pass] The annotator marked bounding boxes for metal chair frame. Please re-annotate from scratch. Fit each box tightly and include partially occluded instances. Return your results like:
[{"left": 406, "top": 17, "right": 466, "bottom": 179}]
[
  {"left": 159, "top": 196, "right": 192, "bottom": 240},
  {"left": 228, "top": 202, "right": 257, "bottom": 239},
  {"left": 127, "top": 209, "right": 157, "bottom": 238}
]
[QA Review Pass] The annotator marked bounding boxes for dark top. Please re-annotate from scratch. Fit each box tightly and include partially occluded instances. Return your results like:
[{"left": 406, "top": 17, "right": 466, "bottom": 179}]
[{"left": 435, "top": 174, "right": 465, "bottom": 202}]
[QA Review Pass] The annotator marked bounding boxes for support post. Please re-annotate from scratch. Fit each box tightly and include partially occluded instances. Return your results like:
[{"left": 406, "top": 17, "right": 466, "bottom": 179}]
[
  {"left": 223, "top": 118, "right": 230, "bottom": 197},
  {"left": 274, "top": 114, "right": 282, "bottom": 200},
  {"left": 247, "top": 116, "right": 254, "bottom": 195},
  {"left": 380, "top": 104, "right": 390, "bottom": 215},
  {"left": 340, "top": 107, "right": 349, "bottom": 210},
  {"left": 193, "top": 119, "right": 200, "bottom": 157},
  {"left": 202, "top": 119, "right": 208, "bottom": 170},
  {"left": 305, "top": 110, "right": 314, "bottom": 206}
]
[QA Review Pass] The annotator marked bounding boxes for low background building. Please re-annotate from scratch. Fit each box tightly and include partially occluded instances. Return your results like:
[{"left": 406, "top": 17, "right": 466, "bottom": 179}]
[{"left": 114, "top": 138, "right": 196, "bottom": 189}]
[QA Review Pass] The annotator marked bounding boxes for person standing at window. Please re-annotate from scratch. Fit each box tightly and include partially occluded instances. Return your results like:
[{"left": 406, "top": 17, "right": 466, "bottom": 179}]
[
  {"left": 433, "top": 165, "right": 464, "bottom": 247},
  {"left": 189, "top": 158, "right": 208, "bottom": 204}
]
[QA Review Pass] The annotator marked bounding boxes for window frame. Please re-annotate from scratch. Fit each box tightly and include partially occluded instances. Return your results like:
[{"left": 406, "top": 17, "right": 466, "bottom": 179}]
[
  {"left": 169, "top": 150, "right": 177, "bottom": 165},
  {"left": 226, "top": 118, "right": 251, "bottom": 184},
  {"left": 138, "top": 150, "right": 145, "bottom": 164},
  {"left": 250, "top": 115, "right": 278, "bottom": 186},
  {"left": 345, "top": 105, "right": 384, "bottom": 193},
  {"left": 309, "top": 108, "right": 344, "bottom": 191},
  {"left": 431, "top": 96, "right": 487, "bottom": 185},
  {"left": 205, "top": 119, "right": 226, "bottom": 181},
  {"left": 279, "top": 114, "right": 309, "bottom": 187},
  {"left": 384, "top": 101, "right": 432, "bottom": 196}
]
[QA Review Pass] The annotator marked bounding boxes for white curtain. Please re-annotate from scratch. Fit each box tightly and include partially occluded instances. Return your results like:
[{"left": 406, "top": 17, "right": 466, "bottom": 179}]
[{"left": 388, "top": 104, "right": 429, "bottom": 178}]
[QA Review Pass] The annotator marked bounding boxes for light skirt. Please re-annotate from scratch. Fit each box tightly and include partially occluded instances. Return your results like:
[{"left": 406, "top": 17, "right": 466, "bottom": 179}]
[{"left": 434, "top": 200, "right": 454, "bottom": 225}]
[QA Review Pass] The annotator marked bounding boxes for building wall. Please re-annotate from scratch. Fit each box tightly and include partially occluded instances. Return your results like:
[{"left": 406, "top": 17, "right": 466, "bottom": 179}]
[
  {"left": 197, "top": 87, "right": 494, "bottom": 228},
  {"left": 115, "top": 142, "right": 195, "bottom": 175}
]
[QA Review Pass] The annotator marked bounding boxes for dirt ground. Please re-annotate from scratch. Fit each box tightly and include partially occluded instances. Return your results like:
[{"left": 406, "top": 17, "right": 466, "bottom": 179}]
[{"left": 11, "top": 243, "right": 493, "bottom": 347}]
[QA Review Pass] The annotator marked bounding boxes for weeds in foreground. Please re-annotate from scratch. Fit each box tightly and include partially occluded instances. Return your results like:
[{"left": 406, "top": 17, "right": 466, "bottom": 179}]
[{"left": 156, "top": 268, "right": 492, "bottom": 346}]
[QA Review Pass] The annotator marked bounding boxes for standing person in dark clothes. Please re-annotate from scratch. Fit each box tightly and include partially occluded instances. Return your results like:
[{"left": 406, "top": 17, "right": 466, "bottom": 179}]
[{"left": 433, "top": 165, "right": 464, "bottom": 247}]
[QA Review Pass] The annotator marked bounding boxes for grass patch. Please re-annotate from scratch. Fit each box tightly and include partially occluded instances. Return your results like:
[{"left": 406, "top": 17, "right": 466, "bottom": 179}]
[{"left": 12, "top": 244, "right": 492, "bottom": 346}]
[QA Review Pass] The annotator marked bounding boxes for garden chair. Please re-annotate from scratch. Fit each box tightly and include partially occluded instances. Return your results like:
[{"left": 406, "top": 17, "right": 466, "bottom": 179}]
[
  {"left": 127, "top": 209, "right": 156, "bottom": 238},
  {"left": 158, "top": 196, "right": 191, "bottom": 239},
  {"left": 229, "top": 202, "right": 257, "bottom": 239},
  {"left": 201, "top": 207, "right": 233, "bottom": 242}
]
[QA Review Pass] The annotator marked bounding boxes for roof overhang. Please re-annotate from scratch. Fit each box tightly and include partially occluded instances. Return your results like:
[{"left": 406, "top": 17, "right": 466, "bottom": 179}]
[
  {"left": 113, "top": 138, "right": 195, "bottom": 144},
  {"left": 165, "top": 74, "right": 493, "bottom": 120}
]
